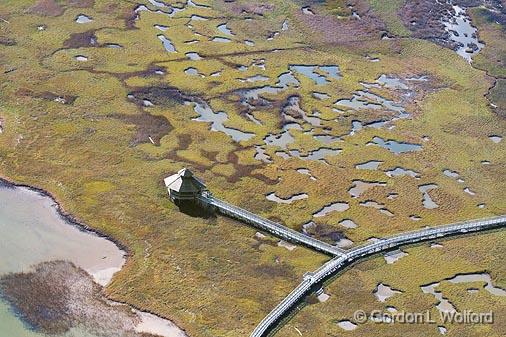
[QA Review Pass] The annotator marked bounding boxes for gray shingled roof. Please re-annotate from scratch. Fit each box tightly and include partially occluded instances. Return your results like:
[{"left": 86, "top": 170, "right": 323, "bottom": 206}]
[{"left": 164, "top": 168, "right": 205, "bottom": 193}]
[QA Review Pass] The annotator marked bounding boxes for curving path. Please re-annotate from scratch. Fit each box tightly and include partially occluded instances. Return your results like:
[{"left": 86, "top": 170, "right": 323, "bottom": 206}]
[{"left": 250, "top": 215, "right": 506, "bottom": 337}]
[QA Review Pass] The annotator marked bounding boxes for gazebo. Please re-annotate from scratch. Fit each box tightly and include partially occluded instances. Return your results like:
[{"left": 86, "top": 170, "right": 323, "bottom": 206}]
[{"left": 164, "top": 168, "right": 206, "bottom": 203}]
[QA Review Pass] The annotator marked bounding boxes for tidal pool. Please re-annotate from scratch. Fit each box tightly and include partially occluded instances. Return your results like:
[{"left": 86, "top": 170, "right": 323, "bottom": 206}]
[
  {"left": 448, "top": 273, "right": 506, "bottom": 297},
  {"left": 158, "top": 34, "right": 176, "bottom": 52},
  {"left": 278, "top": 148, "right": 341, "bottom": 163},
  {"left": 0, "top": 183, "right": 185, "bottom": 337},
  {"left": 360, "top": 200, "right": 394, "bottom": 217},
  {"left": 348, "top": 180, "right": 386, "bottom": 198},
  {"left": 289, "top": 65, "right": 341, "bottom": 85},
  {"left": 421, "top": 282, "right": 457, "bottom": 313},
  {"left": 266, "top": 192, "right": 308, "bottom": 204},
  {"left": 189, "top": 101, "right": 255, "bottom": 142},
  {"left": 384, "top": 249, "right": 408, "bottom": 264},
  {"left": 419, "top": 184, "right": 439, "bottom": 209},
  {"left": 186, "top": 52, "right": 202, "bottom": 60},
  {"left": 337, "top": 320, "right": 357, "bottom": 331},
  {"left": 313, "top": 202, "right": 349, "bottom": 217},
  {"left": 217, "top": 23, "right": 234, "bottom": 36},
  {"left": 369, "top": 136, "right": 422, "bottom": 154},
  {"left": 296, "top": 168, "right": 317, "bottom": 181},
  {"left": 212, "top": 37, "right": 231, "bottom": 43},
  {"left": 442, "top": 5, "right": 484, "bottom": 62},
  {"left": 374, "top": 283, "right": 402, "bottom": 302},
  {"left": 75, "top": 14, "right": 92, "bottom": 24},
  {"left": 385, "top": 167, "right": 420, "bottom": 178},
  {"left": 338, "top": 219, "right": 358, "bottom": 229},
  {"left": 355, "top": 160, "right": 382, "bottom": 170}
]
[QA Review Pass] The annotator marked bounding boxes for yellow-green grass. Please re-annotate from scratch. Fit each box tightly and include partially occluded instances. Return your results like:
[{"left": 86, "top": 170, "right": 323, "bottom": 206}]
[
  {"left": 276, "top": 230, "right": 506, "bottom": 337},
  {"left": 0, "top": 0, "right": 504, "bottom": 336},
  {"left": 367, "top": 0, "right": 412, "bottom": 37}
]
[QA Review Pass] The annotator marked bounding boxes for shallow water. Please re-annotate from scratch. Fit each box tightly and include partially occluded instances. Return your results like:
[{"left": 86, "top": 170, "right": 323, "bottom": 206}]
[
  {"left": 374, "top": 283, "right": 401, "bottom": 302},
  {"left": 190, "top": 101, "right": 255, "bottom": 142},
  {"left": 217, "top": 23, "right": 234, "bottom": 36},
  {"left": 385, "top": 167, "right": 419, "bottom": 178},
  {"left": 419, "top": 184, "right": 439, "bottom": 209},
  {"left": 313, "top": 134, "right": 341, "bottom": 144},
  {"left": 421, "top": 282, "right": 456, "bottom": 313},
  {"left": 266, "top": 192, "right": 308, "bottom": 204},
  {"left": 254, "top": 146, "right": 272, "bottom": 163},
  {"left": 348, "top": 180, "right": 386, "bottom": 198},
  {"left": 312, "top": 92, "right": 330, "bottom": 100},
  {"left": 0, "top": 185, "right": 124, "bottom": 282},
  {"left": 448, "top": 273, "right": 506, "bottom": 297},
  {"left": 339, "top": 219, "right": 357, "bottom": 229},
  {"left": 0, "top": 184, "right": 187, "bottom": 337},
  {"left": 377, "top": 74, "right": 408, "bottom": 90},
  {"left": 281, "top": 19, "right": 289, "bottom": 31},
  {"left": 370, "top": 136, "right": 422, "bottom": 154},
  {"left": 355, "top": 160, "right": 382, "bottom": 170},
  {"left": 384, "top": 249, "right": 408, "bottom": 264},
  {"left": 285, "top": 148, "right": 341, "bottom": 162},
  {"left": 337, "top": 320, "right": 357, "bottom": 331},
  {"left": 290, "top": 65, "right": 340, "bottom": 85},
  {"left": 212, "top": 37, "right": 231, "bottom": 43},
  {"left": 443, "top": 5, "right": 484, "bottom": 62},
  {"left": 277, "top": 72, "right": 300, "bottom": 87},
  {"left": 313, "top": 202, "right": 349, "bottom": 217},
  {"left": 184, "top": 67, "right": 200, "bottom": 76},
  {"left": 158, "top": 35, "right": 176, "bottom": 52},
  {"left": 296, "top": 168, "right": 317, "bottom": 181},
  {"left": 302, "top": 6, "right": 314, "bottom": 15},
  {"left": 75, "top": 14, "right": 93, "bottom": 24},
  {"left": 443, "top": 169, "right": 460, "bottom": 179},
  {"left": 186, "top": 52, "right": 202, "bottom": 60},
  {"left": 242, "top": 75, "right": 270, "bottom": 83},
  {"left": 335, "top": 88, "right": 407, "bottom": 119}
]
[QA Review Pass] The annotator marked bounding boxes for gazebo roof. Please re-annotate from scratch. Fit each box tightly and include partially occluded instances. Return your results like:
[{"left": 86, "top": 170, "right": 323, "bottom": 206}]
[{"left": 164, "top": 168, "right": 206, "bottom": 194}]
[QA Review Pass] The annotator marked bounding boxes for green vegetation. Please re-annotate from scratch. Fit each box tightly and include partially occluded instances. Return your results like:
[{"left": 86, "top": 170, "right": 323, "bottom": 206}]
[
  {"left": 367, "top": 0, "right": 411, "bottom": 36},
  {"left": 0, "top": 0, "right": 504, "bottom": 336}
]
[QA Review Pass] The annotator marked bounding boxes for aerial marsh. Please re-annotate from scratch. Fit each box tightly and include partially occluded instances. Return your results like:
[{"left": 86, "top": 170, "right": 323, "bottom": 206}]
[{"left": 0, "top": 0, "right": 504, "bottom": 336}]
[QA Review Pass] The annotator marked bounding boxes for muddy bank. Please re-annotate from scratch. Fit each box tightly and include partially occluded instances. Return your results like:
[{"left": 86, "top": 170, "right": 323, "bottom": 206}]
[
  {"left": 0, "top": 177, "right": 128, "bottom": 255},
  {"left": 0, "top": 261, "right": 149, "bottom": 336},
  {"left": 0, "top": 179, "right": 188, "bottom": 337},
  {"left": 487, "top": 78, "right": 506, "bottom": 118}
]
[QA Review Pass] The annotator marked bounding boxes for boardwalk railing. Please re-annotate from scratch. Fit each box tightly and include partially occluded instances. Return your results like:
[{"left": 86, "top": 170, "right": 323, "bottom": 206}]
[
  {"left": 250, "top": 215, "right": 506, "bottom": 337},
  {"left": 198, "top": 194, "right": 345, "bottom": 257}
]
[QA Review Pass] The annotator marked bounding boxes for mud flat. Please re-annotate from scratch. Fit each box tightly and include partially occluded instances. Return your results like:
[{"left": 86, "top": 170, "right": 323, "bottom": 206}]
[{"left": 0, "top": 182, "right": 186, "bottom": 337}]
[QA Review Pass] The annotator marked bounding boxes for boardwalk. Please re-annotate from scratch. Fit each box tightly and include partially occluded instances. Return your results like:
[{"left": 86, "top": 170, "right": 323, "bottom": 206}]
[
  {"left": 250, "top": 215, "right": 506, "bottom": 337},
  {"left": 199, "top": 194, "right": 346, "bottom": 257},
  {"left": 165, "top": 171, "right": 505, "bottom": 337}
]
